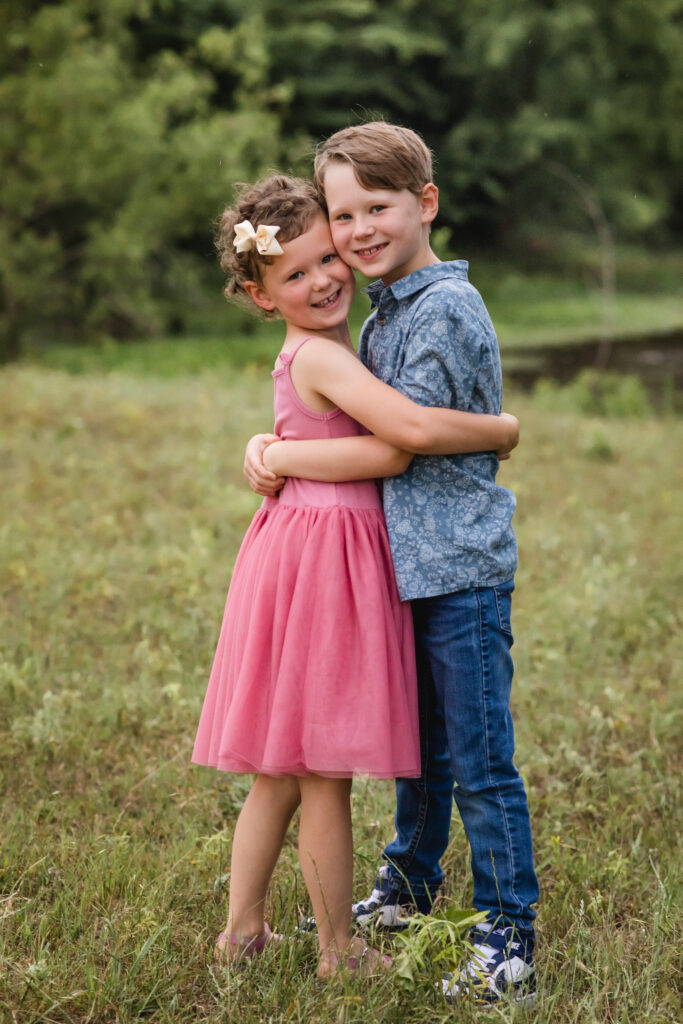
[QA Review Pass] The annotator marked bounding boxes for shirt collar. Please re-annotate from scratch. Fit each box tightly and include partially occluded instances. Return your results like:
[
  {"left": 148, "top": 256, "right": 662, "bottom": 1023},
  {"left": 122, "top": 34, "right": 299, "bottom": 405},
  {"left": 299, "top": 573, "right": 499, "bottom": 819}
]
[{"left": 365, "top": 260, "right": 470, "bottom": 308}]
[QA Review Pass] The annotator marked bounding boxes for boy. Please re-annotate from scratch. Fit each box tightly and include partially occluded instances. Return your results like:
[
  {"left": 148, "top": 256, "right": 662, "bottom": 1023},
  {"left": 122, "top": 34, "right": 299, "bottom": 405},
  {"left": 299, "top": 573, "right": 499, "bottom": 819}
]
[{"left": 245, "top": 122, "right": 539, "bottom": 1005}]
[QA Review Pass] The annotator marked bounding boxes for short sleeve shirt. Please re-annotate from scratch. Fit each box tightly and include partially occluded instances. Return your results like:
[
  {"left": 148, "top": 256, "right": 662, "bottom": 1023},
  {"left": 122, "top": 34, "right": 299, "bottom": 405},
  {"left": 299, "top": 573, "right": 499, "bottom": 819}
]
[{"left": 359, "top": 261, "right": 517, "bottom": 601}]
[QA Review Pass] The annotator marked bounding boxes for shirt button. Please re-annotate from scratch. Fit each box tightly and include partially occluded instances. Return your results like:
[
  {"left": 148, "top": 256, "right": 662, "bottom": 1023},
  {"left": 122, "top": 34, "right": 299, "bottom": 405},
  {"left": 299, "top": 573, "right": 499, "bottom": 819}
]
[{"left": 378, "top": 317, "right": 387, "bottom": 325}]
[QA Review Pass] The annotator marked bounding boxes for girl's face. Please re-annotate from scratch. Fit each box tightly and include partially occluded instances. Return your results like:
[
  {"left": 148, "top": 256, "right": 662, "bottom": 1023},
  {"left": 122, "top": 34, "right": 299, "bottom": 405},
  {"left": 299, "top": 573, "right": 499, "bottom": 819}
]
[{"left": 245, "top": 213, "right": 355, "bottom": 330}]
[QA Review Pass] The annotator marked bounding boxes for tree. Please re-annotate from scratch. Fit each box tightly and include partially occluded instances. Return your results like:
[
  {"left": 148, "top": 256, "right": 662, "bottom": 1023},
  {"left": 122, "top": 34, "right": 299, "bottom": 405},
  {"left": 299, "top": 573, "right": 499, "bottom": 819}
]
[
  {"left": 1, "top": 0, "right": 680, "bottom": 355},
  {"left": 260, "top": 0, "right": 682, "bottom": 243},
  {"left": 0, "top": 0, "right": 283, "bottom": 357}
]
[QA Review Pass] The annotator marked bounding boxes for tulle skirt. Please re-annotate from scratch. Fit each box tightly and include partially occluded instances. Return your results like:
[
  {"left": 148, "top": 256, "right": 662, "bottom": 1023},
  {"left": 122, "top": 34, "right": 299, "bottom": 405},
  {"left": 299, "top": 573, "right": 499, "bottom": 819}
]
[{"left": 192, "top": 503, "right": 420, "bottom": 778}]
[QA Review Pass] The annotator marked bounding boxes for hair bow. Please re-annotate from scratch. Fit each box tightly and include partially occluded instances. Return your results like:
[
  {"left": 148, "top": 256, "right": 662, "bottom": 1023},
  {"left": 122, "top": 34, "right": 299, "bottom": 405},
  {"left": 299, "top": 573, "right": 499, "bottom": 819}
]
[{"left": 233, "top": 220, "right": 284, "bottom": 256}]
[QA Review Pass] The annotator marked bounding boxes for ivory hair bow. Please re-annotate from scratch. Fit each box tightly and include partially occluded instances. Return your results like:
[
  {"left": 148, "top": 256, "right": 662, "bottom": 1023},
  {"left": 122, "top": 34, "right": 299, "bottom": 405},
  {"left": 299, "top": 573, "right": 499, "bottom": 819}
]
[{"left": 233, "top": 220, "right": 284, "bottom": 256}]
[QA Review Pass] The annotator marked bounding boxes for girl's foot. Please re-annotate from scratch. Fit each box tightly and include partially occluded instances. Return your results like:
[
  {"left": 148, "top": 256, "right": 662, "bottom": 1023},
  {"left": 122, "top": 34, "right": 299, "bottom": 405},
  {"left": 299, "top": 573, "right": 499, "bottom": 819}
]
[
  {"left": 214, "top": 922, "right": 282, "bottom": 964},
  {"left": 317, "top": 936, "right": 391, "bottom": 980}
]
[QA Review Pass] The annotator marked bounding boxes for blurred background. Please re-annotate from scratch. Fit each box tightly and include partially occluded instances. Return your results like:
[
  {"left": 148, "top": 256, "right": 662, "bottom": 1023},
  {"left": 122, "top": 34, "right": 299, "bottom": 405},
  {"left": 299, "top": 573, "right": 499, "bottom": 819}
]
[
  {"left": 2, "top": 0, "right": 681, "bottom": 396},
  {"left": 2, "top": 6, "right": 682, "bottom": 1021}
]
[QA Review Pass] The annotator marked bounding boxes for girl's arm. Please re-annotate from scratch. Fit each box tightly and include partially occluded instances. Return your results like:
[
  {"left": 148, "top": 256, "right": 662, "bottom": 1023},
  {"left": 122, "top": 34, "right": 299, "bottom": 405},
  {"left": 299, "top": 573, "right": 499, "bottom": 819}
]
[
  {"left": 242, "top": 433, "right": 412, "bottom": 495},
  {"left": 262, "top": 411, "right": 519, "bottom": 480},
  {"left": 294, "top": 337, "right": 516, "bottom": 455},
  {"left": 244, "top": 339, "right": 519, "bottom": 495},
  {"left": 263, "top": 435, "right": 413, "bottom": 481},
  {"left": 244, "top": 412, "right": 517, "bottom": 494}
]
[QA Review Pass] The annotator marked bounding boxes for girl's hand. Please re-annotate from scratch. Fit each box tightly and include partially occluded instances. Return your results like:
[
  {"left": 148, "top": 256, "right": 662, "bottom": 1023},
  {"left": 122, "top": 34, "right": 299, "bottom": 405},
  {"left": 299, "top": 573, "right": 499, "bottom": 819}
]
[
  {"left": 243, "top": 433, "right": 285, "bottom": 496},
  {"left": 495, "top": 413, "right": 519, "bottom": 461}
]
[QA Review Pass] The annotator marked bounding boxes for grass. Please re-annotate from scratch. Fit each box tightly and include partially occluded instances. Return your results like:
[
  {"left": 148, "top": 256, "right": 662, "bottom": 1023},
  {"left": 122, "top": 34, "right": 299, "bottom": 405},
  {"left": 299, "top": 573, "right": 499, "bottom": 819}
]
[{"left": 1, "top": 362, "right": 682, "bottom": 1023}]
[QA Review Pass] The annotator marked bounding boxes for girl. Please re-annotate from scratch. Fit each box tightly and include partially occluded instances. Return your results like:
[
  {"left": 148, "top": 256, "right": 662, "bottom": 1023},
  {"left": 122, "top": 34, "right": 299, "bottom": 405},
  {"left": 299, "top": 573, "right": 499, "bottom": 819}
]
[{"left": 192, "top": 175, "right": 517, "bottom": 979}]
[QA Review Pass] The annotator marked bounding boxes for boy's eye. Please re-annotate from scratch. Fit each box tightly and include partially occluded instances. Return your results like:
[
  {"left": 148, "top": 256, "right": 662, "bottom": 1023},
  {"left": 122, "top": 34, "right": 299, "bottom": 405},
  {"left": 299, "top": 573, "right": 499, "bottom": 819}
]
[
  {"left": 335, "top": 213, "right": 351, "bottom": 221},
  {"left": 370, "top": 204, "right": 386, "bottom": 214}
]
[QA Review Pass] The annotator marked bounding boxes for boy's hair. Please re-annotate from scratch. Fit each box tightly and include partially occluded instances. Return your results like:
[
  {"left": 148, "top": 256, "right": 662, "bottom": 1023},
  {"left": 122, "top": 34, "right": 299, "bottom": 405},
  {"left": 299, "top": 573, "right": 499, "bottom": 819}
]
[
  {"left": 314, "top": 122, "right": 433, "bottom": 198},
  {"left": 216, "top": 174, "right": 322, "bottom": 315}
]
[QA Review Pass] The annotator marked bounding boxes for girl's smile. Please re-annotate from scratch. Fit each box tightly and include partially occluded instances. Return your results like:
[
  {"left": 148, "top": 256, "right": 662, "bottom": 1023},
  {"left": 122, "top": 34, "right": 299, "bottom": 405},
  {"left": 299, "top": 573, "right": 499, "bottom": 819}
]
[{"left": 312, "top": 287, "right": 343, "bottom": 309}]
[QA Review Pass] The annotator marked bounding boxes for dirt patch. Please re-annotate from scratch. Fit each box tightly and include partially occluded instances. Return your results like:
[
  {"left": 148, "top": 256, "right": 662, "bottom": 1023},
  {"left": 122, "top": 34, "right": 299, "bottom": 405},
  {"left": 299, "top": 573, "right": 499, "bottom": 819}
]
[{"left": 503, "top": 328, "right": 682, "bottom": 406}]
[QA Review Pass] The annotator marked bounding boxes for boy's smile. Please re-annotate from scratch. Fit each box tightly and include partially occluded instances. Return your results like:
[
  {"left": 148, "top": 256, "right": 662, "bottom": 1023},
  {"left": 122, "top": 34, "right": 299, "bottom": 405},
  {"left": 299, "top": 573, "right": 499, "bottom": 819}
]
[{"left": 323, "top": 162, "right": 439, "bottom": 285}]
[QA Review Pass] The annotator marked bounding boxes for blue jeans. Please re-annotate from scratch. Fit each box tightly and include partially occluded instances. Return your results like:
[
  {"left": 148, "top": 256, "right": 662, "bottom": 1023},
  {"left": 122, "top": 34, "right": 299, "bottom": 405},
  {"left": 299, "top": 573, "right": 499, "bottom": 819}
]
[{"left": 384, "top": 582, "right": 539, "bottom": 941}]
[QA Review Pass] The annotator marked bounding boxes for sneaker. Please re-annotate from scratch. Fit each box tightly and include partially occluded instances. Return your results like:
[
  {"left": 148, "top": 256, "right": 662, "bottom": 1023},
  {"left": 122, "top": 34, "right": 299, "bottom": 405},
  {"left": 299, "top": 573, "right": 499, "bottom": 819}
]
[
  {"left": 351, "top": 865, "right": 428, "bottom": 931},
  {"left": 441, "top": 924, "right": 536, "bottom": 1006}
]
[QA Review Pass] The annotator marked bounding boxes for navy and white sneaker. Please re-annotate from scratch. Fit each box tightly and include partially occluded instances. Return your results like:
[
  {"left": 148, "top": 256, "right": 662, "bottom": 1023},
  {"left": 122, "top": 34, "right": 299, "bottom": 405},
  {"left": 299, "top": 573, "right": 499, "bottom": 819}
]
[
  {"left": 441, "top": 924, "right": 536, "bottom": 1006},
  {"left": 294, "top": 864, "right": 417, "bottom": 936},
  {"left": 352, "top": 865, "right": 431, "bottom": 931}
]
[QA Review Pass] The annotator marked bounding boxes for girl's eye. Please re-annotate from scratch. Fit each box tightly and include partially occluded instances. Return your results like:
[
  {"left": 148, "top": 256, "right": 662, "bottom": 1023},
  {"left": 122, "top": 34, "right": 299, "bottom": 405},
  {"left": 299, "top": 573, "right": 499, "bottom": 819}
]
[
  {"left": 370, "top": 205, "right": 386, "bottom": 214},
  {"left": 288, "top": 270, "right": 303, "bottom": 281},
  {"left": 322, "top": 253, "right": 337, "bottom": 264}
]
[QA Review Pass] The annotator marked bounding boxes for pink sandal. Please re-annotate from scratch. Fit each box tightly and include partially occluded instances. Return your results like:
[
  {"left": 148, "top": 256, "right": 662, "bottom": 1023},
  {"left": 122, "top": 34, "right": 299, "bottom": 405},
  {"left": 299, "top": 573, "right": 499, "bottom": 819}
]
[
  {"left": 214, "top": 922, "right": 284, "bottom": 963},
  {"left": 318, "top": 940, "right": 392, "bottom": 980}
]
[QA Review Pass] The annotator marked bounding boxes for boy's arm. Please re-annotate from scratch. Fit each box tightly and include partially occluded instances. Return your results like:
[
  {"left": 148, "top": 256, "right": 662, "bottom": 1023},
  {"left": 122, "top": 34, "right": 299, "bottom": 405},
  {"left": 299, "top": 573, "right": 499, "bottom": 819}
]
[
  {"left": 293, "top": 337, "right": 515, "bottom": 456},
  {"left": 388, "top": 290, "right": 493, "bottom": 415}
]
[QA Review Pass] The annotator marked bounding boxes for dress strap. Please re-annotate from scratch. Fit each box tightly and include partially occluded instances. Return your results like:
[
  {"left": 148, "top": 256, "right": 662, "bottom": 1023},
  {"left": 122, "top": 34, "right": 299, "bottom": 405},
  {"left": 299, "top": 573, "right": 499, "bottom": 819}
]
[{"left": 277, "top": 336, "right": 317, "bottom": 366}]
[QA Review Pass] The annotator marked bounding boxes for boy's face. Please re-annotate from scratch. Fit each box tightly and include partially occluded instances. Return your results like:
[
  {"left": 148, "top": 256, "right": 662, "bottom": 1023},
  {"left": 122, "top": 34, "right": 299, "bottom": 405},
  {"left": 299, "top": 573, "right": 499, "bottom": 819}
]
[{"left": 323, "top": 161, "right": 437, "bottom": 285}]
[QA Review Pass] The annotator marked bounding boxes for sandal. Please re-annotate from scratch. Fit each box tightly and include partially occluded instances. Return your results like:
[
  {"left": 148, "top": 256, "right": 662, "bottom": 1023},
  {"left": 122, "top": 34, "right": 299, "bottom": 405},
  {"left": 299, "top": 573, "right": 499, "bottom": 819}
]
[
  {"left": 318, "top": 938, "right": 392, "bottom": 980},
  {"left": 214, "top": 922, "right": 284, "bottom": 964}
]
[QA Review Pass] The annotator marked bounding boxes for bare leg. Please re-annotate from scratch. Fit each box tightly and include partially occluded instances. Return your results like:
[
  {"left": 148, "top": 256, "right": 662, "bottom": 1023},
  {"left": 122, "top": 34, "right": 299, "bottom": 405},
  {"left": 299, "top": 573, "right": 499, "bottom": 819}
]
[
  {"left": 297, "top": 775, "right": 354, "bottom": 969},
  {"left": 224, "top": 773, "right": 301, "bottom": 943}
]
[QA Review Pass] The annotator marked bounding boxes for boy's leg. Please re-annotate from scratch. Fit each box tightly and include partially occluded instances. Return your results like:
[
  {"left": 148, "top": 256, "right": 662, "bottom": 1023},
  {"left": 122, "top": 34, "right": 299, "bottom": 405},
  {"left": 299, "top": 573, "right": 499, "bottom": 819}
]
[
  {"left": 354, "top": 613, "right": 454, "bottom": 921},
  {"left": 418, "top": 581, "right": 538, "bottom": 941}
]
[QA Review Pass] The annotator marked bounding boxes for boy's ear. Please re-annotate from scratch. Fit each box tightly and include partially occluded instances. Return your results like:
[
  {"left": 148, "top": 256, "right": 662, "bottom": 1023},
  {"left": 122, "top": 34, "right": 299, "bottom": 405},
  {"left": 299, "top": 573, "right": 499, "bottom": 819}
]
[
  {"left": 420, "top": 183, "right": 439, "bottom": 226},
  {"left": 243, "top": 280, "right": 277, "bottom": 313}
]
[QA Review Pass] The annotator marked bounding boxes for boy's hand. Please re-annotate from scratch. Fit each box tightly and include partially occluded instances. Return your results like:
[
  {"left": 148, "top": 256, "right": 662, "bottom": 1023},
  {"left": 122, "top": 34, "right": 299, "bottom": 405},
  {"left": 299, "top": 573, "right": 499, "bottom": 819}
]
[
  {"left": 496, "top": 413, "right": 519, "bottom": 461},
  {"left": 243, "top": 433, "right": 285, "bottom": 496}
]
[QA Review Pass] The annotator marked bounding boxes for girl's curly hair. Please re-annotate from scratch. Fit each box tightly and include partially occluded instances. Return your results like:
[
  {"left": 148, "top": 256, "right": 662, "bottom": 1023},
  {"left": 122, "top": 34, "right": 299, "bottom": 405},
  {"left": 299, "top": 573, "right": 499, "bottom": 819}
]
[{"left": 216, "top": 174, "right": 323, "bottom": 319}]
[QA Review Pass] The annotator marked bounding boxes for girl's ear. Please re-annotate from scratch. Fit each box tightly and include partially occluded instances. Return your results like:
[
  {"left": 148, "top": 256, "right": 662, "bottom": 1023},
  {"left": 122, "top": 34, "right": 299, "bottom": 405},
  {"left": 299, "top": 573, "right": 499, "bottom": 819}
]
[
  {"left": 243, "top": 280, "right": 277, "bottom": 313},
  {"left": 420, "top": 183, "right": 439, "bottom": 226}
]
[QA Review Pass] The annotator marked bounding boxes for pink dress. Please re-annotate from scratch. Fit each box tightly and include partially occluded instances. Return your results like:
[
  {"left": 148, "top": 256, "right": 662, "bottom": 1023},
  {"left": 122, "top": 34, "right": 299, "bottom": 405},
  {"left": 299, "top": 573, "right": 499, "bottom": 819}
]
[{"left": 192, "top": 337, "right": 420, "bottom": 779}]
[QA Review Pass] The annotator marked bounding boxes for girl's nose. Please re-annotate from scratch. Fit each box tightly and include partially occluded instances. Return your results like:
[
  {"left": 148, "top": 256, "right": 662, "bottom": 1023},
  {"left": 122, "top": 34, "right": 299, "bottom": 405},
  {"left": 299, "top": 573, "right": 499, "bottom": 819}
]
[{"left": 312, "top": 267, "right": 333, "bottom": 290}]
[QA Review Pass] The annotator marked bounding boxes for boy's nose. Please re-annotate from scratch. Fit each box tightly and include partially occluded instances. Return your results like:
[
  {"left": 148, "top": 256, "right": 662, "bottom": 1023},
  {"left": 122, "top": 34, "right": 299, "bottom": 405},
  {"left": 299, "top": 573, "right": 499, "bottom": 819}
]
[{"left": 352, "top": 217, "right": 373, "bottom": 238}]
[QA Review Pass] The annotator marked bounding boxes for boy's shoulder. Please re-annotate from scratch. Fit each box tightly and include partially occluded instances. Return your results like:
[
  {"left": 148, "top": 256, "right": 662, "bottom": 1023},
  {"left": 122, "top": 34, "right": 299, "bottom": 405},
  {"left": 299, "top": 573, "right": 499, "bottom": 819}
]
[
  {"left": 401, "top": 266, "right": 495, "bottom": 349},
  {"left": 361, "top": 262, "right": 496, "bottom": 361},
  {"left": 413, "top": 264, "right": 485, "bottom": 308},
  {"left": 383, "top": 261, "right": 490, "bottom": 323}
]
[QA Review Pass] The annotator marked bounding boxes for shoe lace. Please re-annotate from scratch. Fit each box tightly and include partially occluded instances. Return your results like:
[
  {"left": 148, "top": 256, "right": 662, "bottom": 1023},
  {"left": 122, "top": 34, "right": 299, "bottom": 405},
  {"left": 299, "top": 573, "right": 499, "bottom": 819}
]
[{"left": 467, "top": 928, "right": 522, "bottom": 973}]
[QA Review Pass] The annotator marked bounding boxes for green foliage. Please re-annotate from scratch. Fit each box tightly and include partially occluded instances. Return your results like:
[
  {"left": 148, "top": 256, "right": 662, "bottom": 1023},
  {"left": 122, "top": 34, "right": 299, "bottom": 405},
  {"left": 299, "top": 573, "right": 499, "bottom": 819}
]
[
  {"left": 0, "top": 1, "right": 281, "bottom": 358},
  {"left": 533, "top": 370, "right": 654, "bottom": 418},
  {"left": 1, "top": 1, "right": 681, "bottom": 356},
  {"left": 261, "top": 0, "right": 682, "bottom": 241},
  {"left": 391, "top": 907, "right": 487, "bottom": 988},
  {"left": 1, "top": 364, "right": 681, "bottom": 1021}
]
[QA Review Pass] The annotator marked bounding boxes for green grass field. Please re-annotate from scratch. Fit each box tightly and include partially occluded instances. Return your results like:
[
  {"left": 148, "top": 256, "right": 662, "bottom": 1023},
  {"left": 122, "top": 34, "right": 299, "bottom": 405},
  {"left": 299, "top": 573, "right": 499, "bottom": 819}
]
[{"left": 1, "top": 362, "right": 681, "bottom": 1023}]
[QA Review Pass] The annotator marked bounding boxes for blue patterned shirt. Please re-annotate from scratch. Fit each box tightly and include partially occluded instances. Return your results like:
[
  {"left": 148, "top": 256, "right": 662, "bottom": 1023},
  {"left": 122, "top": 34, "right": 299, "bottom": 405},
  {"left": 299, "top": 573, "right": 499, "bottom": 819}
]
[{"left": 359, "top": 261, "right": 517, "bottom": 601}]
